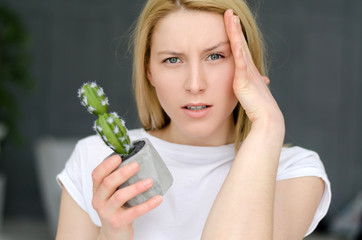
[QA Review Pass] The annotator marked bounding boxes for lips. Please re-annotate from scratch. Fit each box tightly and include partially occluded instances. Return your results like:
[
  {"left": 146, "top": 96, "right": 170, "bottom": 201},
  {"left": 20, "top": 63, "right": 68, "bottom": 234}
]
[{"left": 182, "top": 103, "right": 212, "bottom": 119}]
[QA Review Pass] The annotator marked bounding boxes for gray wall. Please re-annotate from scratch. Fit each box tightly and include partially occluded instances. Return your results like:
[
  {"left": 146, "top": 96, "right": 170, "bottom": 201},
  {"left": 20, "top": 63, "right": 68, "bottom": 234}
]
[{"left": 0, "top": 0, "right": 361, "bottom": 226}]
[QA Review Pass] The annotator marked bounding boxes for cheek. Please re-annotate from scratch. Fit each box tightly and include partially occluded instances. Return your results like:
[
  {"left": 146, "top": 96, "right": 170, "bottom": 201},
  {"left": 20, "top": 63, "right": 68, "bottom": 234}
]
[
  {"left": 207, "top": 61, "right": 238, "bottom": 112},
  {"left": 149, "top": 66, "right": 182, "bottom": 105},
  {"left": 207, "top": 60, "right": 235, "bottom": 93}
]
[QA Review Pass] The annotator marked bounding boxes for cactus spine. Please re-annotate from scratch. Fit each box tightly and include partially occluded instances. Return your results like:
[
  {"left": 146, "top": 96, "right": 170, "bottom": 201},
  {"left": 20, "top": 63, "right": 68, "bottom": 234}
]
[{"left": 78, "top": 82, "right": 133, "bottom": 156}]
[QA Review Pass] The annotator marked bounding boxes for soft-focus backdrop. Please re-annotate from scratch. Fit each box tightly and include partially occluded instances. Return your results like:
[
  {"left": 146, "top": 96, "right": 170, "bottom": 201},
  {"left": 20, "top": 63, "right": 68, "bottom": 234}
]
[{"left": 0, "top": 0, "right": 361, "bottom": 238}]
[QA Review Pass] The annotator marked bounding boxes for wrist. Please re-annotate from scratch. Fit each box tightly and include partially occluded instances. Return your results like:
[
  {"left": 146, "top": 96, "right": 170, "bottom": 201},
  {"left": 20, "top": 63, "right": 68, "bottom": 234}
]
[
  {"left": 252, "top": 112, "right": 285, "bottom": 132},
  {"left": 97, "top": 228, "right": 134, "bottom": 240},
  {"left": 249, "top": 113, "right": 285, "bottom": 145}
]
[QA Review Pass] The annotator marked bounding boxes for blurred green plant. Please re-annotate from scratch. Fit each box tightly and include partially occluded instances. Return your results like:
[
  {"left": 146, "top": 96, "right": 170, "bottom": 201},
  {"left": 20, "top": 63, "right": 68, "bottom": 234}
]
[{"left": 0, "top": 3, "right": 33, "bottom": 144}]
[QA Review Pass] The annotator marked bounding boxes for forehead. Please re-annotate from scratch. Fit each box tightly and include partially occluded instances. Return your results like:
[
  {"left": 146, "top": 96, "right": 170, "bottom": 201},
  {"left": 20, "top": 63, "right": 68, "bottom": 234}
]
[{"left": 151, "top": 10, "right": 227, "bottom": 50}]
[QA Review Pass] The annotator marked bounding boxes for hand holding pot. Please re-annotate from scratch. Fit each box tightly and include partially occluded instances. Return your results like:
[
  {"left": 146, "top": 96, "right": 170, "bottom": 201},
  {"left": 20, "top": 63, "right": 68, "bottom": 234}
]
[
  {"left": 92, "top": 154, "right": 163, "bottom": 240},
  {"left": 78, "top": 82, "right": 173, "bottom": 208}
]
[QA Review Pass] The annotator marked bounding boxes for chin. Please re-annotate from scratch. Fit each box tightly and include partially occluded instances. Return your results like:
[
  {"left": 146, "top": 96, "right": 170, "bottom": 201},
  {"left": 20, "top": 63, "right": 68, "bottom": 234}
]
[
  {"left": 179, "top": 122, "right": 223, "bottom": 144},
  {"left": 169, "top": 114, "right": 235, "bottom": 145}
]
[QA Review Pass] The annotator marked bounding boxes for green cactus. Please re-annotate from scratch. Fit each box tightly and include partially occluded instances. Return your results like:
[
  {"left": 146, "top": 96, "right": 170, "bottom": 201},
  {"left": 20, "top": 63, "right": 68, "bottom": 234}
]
[{"left": 78, "top": 82, "right": 133, "bottom": 156}]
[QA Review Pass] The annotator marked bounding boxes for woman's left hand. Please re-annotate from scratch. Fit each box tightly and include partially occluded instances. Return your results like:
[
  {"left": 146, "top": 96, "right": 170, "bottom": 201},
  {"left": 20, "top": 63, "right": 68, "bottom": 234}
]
[{"left": 224, "top": 9, "right": 283, "bottom": 125}]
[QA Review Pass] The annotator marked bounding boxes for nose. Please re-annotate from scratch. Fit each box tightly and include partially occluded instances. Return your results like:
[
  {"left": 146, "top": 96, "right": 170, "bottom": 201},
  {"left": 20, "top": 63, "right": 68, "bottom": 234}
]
[{"left": 184, "top": 62, "right": 207, "bottom": 94}]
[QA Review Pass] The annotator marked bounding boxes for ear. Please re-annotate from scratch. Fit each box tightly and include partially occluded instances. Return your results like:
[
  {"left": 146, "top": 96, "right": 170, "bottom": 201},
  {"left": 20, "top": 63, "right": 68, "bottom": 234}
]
[
  {"left": 146, "top": 66, "right": 155, "bottom": 86},
  {"left": 261, "top": 76, "right": 270, "bottom": 85}
]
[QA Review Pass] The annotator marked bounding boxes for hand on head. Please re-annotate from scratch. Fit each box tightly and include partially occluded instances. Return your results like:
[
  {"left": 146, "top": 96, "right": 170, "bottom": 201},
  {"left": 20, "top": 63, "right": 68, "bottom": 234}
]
[{"left": 224, "top": 9, "right": 282, "bottom": 125}]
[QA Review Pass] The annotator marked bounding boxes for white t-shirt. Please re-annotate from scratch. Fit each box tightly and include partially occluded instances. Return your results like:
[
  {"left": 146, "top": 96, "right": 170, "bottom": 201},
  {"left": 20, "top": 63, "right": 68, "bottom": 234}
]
[{"left": 57, "top": 128, "right": 331, "bottom": 239}]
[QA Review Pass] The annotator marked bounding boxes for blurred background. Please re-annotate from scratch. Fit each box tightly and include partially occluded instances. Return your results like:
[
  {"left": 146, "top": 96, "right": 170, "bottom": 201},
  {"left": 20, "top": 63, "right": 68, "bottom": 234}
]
[{"left": 0, "top": 0, "right": 361, "bottom": 239}]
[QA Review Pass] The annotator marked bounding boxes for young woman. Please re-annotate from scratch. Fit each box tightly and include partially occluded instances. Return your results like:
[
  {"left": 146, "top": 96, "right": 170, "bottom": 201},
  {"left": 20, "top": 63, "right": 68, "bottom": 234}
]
[{"left": 56, "top": 0, "right": 331, "bottom": 239}]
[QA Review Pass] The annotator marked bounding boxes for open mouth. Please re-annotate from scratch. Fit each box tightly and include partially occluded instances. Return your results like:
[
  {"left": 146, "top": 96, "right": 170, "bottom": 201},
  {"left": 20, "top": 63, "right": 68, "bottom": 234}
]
[{"left": 183, "top": 105, "right": 211, "bottom": 111}]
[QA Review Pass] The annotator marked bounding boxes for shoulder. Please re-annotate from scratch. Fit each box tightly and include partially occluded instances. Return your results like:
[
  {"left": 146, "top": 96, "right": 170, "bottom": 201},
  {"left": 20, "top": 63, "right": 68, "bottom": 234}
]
[
  {"left": 280, "top": 145, "right": 320, "bottom": 163},
  {"left": 128, "top": 128, "right": 147, "bottom": 141},
  {"left": 77, "top": 134, "right": 106, "bottom": 148},
  {"left": 76, "top": 135, "right": 111, "bottom": 157},
  {"left": 278, "top": 146, "right": 326, "bottom": 180},
  {"left": 61, "top": 134, "right": 113, "bottom": 175}
]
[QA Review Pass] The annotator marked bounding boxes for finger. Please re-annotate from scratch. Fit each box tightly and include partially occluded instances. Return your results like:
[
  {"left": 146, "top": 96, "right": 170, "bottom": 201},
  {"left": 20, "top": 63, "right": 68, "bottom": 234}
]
[
  {"left": 92, "top": 154, "right": 122, "bottom": 194},
  {"left": 95, "top": 161, "right": 140, "bottom": 204},
  {"left": 224, "top": 9, "right": 235, "bottom": 39},
  {"left": 224, "top": 10, "right": 256, "bottom": 71},
  {"left": 109, "top": 177, "right": 154, "bottom": 208},
  {"left": 227, "top": 12, "right": 264, "bottom": 85},
  {"left": 262, "top": 76, "right": 270, "bottom": 85},
  {"left": 122, "top": 195, "right": 163, "bottom": 223},
  {"left": 232, "top": 15, "right": 254, "bottom": 67},
  {"left": 103, "top": 195, "right": 163, "bottom": 229},
  {"left": 224, "top": 10, "right": 247, "bottom": 73},
  {"left": 224, "top": 10, "right": 244, "bottom": 59}
]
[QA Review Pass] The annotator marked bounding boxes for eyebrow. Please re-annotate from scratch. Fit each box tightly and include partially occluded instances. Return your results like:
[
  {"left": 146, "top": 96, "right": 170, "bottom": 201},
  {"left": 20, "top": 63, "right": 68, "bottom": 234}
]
[{"left": 157, "top": 41, "right": 229, "bottom": 55}]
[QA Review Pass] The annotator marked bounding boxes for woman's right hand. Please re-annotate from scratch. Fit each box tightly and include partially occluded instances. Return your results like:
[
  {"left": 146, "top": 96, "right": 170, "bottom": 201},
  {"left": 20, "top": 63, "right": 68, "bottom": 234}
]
[{"left": 92, "top": 154, "right": 163, "bottom": 240}]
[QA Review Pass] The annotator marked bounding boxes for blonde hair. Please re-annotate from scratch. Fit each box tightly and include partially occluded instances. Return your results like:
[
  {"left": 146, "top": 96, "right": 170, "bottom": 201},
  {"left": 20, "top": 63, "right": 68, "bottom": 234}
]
[{"left": 131, "top": 0, "right": 266, "bottom": 150}]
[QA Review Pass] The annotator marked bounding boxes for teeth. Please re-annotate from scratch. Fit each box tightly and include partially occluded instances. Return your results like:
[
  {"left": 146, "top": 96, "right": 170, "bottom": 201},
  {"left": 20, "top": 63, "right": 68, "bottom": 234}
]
[{"left": 186, "top": 106, "right": 207, "bottom": 110}]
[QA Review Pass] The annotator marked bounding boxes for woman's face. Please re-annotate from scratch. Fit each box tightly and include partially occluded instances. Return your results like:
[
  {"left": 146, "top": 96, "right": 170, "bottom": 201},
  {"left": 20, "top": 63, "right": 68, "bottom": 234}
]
[{"left": 147, "top": 10, "right": 238, "bottom": 146}]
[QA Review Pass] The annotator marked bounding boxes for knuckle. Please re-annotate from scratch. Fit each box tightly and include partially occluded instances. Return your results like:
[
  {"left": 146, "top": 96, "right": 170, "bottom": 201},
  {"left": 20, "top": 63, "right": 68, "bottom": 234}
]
[
  {"left": 128, "top": 180, "right": 149, "bottom": 197},
  {"left": 104, "top": 156, "right": 117, "bottom": 168},
  {"left": 93, "top": 202, "right": 109, "bottom": 221},
  {"left": 237, "top": 61, "right": 247, "bottom": 70},
  {"left": 102, "top": 175, "right": 115, "bottom": 189},
  {"left": 135, "top": 185, "right": 145, "bottom": 194},
  {"left": 115, "top": 163, "right": 137, "bottom": 181},
  {"left": 144, "top": 198, "right": 155, "bottom": 210},
  {"left": 98, "top": 208, "right": 108, "bottom": 220},
  {"left": 135, "top": 180, "right": 149, "bottom": 192},
  {"left": 92, "top": 198, "right": 99, "bottom": 211},
  {"left": 115, "top": 167, "right": 128, "bottom": 180},
  {"left": 91, "top": 169, "right": 101, "bottom": 183},
  {"left": 114, "top": 189, "right": 126, "bottom": 203}
]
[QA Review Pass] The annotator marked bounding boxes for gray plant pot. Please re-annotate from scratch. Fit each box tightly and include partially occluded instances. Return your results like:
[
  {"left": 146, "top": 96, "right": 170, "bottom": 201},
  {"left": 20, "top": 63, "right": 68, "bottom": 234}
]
[{"left": 116, "top": 138, "right": 173, "bottom": 208}]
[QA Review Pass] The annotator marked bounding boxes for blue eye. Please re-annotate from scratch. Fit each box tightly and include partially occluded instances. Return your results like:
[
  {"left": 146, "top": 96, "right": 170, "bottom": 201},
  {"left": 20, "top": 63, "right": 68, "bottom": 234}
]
[
  {"left": 164, "top": 57, "right": 180, "bottom": 64},
  {"left": 207, "top": 53, "right": 223, "bottom": 61}
]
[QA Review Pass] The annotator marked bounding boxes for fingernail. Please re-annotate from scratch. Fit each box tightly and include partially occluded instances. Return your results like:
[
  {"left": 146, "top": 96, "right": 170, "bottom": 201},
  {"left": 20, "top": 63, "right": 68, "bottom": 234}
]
[
  {"left": 128, "top": 161, "right": 139, "bottom": 170},
  {"left": 143, "top": 178, "right": 153, "bottom": 187},
  {"left": 111, "top": 155, "right": 121, "bottom": 163},
  {"left": 153, "top": 195, "right": 163, "bottom": 204},
  {"left": 227, "top": 9, "right": 233, "bottom": 16},
  {"left": 234, "top": 16, "right": 240, "bottom": 25}
]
